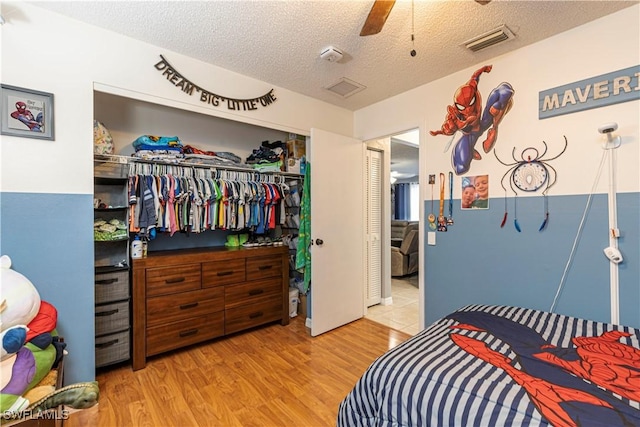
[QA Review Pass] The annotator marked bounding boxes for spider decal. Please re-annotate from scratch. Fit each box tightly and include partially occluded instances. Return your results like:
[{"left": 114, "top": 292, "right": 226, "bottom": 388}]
[{"left": 494, "top": 136, "right": 568, "bottom": 232}]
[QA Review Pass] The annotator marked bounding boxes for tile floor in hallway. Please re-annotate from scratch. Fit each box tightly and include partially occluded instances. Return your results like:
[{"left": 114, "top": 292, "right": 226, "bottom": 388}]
[{"left": 365, "top": 273, "right": 420, "bottom": 335}]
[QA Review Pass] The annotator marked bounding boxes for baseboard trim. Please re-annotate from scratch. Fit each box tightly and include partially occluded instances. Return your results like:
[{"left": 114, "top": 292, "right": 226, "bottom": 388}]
[
  {"left": 305, "top": 318, "right": 312, "bottom": 328},
  {"left": 381, "top": 296, "right": 393, "bottom": 306}
]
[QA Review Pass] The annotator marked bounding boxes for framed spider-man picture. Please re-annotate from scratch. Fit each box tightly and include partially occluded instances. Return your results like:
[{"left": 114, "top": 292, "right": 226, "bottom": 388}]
[{"left": 1, "top": 84, "right": 55, "bottom": 140}]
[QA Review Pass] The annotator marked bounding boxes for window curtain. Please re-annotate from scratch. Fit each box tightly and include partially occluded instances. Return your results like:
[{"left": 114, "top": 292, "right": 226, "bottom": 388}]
[
  {"left": 394, "top": 183, "right": 411, "bottom": 220},
  {"left": 393, "top": 183, "right": 419, "bottom": 221}
]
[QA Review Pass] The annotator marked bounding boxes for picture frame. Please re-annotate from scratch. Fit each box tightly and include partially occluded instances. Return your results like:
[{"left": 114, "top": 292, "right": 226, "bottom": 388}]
[
  {"left": 1, "top": 84, "right": 55, "bottom": 140},
  {"left": 461, "top": 174, "right": 489, "bottom": 210}
]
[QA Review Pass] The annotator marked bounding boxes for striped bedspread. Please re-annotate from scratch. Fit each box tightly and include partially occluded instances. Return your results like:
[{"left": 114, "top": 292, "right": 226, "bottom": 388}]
[{"left": 337, "top": 304, "right": 640, "bottom": 426}]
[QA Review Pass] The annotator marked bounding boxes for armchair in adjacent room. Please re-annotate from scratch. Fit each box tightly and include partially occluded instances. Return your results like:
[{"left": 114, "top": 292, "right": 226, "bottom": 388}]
[
  {"left": 391, "top": 229, "right": 419, "bottom": 277},
  {"left": 391, "top": 220, "right": 418, "bottom": 247}
]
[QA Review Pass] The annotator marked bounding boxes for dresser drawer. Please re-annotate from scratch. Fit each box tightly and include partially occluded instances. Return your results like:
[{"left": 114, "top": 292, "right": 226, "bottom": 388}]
[
  {"left": 146, "top": 287, "right": 224, "bottom": 327},
  {"left": 95, "top": 329, "right": 130, "bottom": 367},
  {"left": 245, "top": 255, "right": 282, "bottom": 281},
  {"left": 225, "top": 295, "right": 282, "bottom": 334},
  {"left": 146, "top": 313, "right": 224, "bottom": 356},
  {"left": 146, "top": 264, "right": 201, "bottom": 297},
  {"left": 95, "top": 270, "right": 129, "bottom": 304},
  {"left": 225, "top": 278, "right": 282, "bottom": 308},
  {"left": 202, "top": 258, "right": 245, "bottom": 287},
  {"left": 95, "top": 300, "right": 130, "bottom": 336}
]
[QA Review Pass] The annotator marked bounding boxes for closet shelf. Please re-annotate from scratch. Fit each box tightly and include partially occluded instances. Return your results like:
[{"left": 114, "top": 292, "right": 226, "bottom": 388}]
[{"left": 94, "top": 154, "right": 303, "bottom": 178}]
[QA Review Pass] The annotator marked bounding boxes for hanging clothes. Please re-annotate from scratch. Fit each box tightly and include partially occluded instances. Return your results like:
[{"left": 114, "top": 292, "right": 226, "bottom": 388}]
[
  {"left": 295, "top": 162, "right": 311, "bottom": 293},
  {"left": 127, "top": 161, "right": 290, "bottom": 237}
]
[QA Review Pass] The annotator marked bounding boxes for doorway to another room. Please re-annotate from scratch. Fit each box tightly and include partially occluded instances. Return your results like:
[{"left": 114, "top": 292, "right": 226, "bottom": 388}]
[{"left": 365, "top": 130, "right": 420, "bottom": 335}]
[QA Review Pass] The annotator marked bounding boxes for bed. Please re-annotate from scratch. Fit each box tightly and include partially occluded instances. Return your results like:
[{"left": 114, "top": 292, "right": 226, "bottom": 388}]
[{"left": 338, "top": 304, "right": 640, "bottom": 426}]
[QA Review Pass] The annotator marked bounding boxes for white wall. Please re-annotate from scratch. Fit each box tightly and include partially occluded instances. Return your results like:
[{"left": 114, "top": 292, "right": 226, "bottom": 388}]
[
  {"left": 0, "top": 2, "right": 353, "bottom": 195},
  {"left": 355, "top": 6, "right": 640, "bottom": 199},
  {"left": 354, "top": 5, "right": 640, "bottom": 328}
]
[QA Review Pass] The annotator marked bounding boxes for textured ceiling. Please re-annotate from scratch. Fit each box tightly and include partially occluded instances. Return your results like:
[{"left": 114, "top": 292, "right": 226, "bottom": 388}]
[{"left": 27, "top": 0, "right": 638, "bottom": 112}]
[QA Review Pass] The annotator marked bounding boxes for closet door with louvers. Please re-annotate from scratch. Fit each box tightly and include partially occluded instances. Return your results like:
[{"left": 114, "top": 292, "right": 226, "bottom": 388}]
[{"left": 365, "top": 149, "right": 382, "bottom": 307}]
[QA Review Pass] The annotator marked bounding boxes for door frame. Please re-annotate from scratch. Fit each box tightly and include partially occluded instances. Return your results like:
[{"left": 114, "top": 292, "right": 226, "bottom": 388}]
[{"left": 364, "top": 127, "right": 424, "bottom": 331}]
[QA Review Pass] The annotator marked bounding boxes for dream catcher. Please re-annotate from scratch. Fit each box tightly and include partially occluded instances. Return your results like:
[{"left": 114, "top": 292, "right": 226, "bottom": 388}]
[{"left": 494, "top": 136, "right": 568, "bottom": 232}]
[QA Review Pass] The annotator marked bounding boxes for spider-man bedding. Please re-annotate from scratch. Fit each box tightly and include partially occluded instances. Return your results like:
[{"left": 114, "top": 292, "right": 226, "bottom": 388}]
[{"left": 337, "top": 304, "right": 640, "bottom": 426}]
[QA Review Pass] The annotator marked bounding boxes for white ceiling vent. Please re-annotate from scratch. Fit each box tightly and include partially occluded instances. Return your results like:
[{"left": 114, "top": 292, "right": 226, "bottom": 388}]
[
  {"left": 323, "top": 77, "right": 366, "bottom": 98},
  {"left": 463, "top": 25, "right": 515, "bottom": 52}
]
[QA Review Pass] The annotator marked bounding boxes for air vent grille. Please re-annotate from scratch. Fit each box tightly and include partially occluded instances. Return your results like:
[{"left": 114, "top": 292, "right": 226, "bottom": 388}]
[
  {"left": 324, "top": 77, "right": 366, "bottom": 98},
  {"left": 463, "top": 25, "right": 515, "bottom": 52}
]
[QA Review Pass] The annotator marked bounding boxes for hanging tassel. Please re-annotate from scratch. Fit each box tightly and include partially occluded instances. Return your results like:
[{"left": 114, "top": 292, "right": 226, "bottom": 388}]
[
  {"left": 514, "top": 219, "right": 522, "bottom": 232},
  {"left": 539, "top": 212, "right": 549, "bottom": 231},
  {"left": 500, "top": 190, "right": 508, "bottom": 228},
  {"left": 539, "top": 194, "right": 549, "bottom": 232}
]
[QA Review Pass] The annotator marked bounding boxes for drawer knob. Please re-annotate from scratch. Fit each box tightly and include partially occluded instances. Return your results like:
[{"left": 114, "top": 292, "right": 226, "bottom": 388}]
[
  {"left": 180, "top": 302, "right": 199, "bottom": 310},
  {"left": 249, "top": 311, "right": 263, "bottom": 319},
  {"left": 165, "top": 277, "right": 186, "bottom": 284},
  {"left": 96, "top": 309, "right": 119, "bottom": 317},
  {"left": 179, "top": 329, "right": 199, "bottom": 337},
  {"left": 96, "top": 278, "right": 118, "bottom": 285}
]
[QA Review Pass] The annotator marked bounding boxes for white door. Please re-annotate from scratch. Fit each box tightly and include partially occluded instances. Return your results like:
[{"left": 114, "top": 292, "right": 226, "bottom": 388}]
[
  {"left": 365, "top": 149, "right": 382, "bottom": 307},
  {"left": 310, "top": 128, "right": 364, "bottom": 336}
]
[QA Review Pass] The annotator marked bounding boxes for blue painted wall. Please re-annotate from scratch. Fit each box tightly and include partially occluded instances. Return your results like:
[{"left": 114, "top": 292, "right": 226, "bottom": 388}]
[
  {"left": 425, "top": 193, "right": 639, "bottom": 328},
  {"left": 1, "top": 192, "right": 95, "bottom": 384}
]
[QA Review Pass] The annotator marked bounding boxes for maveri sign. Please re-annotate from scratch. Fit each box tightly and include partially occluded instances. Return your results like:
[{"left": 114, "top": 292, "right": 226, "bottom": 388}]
[{"left": 539, "top": 65, "right": 639, "bottom": 119}]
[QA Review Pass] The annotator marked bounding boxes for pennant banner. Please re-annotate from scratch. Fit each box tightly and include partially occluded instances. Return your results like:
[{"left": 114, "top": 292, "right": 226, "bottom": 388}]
[{"left": 154, "top": 55, "right": 277, "bottom": 111}]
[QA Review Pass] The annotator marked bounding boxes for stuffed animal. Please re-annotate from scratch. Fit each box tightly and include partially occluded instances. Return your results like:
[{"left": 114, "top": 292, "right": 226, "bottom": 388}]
[
  {"left": 0, "top": 255, "right": 100, "bottom": 418},
  {"left": 0, "top": 255, "right": 53, "bottom": 414},
  {"left": 0, "top": 255, "right": 41, "bottom": 361}
]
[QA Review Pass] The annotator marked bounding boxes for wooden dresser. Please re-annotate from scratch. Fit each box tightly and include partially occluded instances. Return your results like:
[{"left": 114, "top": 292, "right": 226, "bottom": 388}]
[{"left": 131, "top": 245, "right": 289, "bottom": 370}]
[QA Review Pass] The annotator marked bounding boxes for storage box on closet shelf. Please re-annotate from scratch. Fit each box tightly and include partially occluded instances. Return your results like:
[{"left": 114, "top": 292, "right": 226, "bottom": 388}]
[{"left": 286, "top": 156, "right": 306, "bottom": 174}]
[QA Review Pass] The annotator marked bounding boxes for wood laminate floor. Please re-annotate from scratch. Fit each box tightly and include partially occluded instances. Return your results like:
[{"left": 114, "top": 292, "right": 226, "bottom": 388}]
[{"left": 66, "top": 317, "right": 410, "bottom": 427}]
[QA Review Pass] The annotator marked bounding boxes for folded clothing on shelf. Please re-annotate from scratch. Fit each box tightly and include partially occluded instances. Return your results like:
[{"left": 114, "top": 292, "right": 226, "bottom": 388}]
[{"left": 132, "top": 135, "right": 183, "bottom": 152}]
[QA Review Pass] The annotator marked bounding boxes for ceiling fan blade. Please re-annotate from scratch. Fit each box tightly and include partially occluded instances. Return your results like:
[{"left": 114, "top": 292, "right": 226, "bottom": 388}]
[{"left": 360, "top": 0, "right": 396, "bottom": 36}]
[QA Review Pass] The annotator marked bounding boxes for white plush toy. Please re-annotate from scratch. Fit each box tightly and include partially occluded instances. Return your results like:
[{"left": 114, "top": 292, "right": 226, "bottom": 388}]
[{"left": 0, "top": 255, "right": 41, "bottom": 360}]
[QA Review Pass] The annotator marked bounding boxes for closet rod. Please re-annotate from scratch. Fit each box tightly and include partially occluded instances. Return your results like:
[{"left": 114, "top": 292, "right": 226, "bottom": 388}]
[{"left": 94, "top": 154, "right": 303, "bottom": 178}]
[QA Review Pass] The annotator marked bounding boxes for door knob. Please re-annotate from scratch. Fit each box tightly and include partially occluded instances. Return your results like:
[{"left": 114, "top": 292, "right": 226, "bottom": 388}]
[{"left": 315, "top": 238, "right": 324, "bottom": 246}]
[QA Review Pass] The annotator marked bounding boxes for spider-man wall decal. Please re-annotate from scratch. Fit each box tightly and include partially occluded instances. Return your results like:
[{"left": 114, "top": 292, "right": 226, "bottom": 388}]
[{"left": 430, "top": 65, "right": 515, "bottom": 175}]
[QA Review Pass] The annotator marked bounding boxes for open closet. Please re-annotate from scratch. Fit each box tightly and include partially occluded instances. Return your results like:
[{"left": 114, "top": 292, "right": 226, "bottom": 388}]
[
  {"left": 92, "top": 92, "right": 305, "bottom": 369},
  {"left": 91, "top": 90, "right": 368, "bottom": 368}
]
